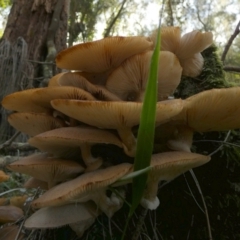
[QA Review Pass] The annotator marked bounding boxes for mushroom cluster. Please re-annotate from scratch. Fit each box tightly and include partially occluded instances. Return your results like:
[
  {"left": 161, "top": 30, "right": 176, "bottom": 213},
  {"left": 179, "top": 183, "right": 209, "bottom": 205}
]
[{"left": 2, "top": 27, "right": 240, "bottom": 236}]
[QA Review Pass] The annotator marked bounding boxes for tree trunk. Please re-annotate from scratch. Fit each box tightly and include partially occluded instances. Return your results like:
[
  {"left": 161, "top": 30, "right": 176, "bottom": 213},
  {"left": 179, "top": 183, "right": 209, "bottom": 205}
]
[{"left": 0, "top": 0, "right": 69, "bottom": 142}]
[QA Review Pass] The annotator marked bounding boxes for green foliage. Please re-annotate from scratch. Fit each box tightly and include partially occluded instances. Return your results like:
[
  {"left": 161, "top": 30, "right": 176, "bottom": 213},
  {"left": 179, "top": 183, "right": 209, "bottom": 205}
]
[
  {"left": 175, "top": 44, "right": 231, "bottom": 99},
  {"left": 0, "top": 0, "right": 11, "bottom": 8}
]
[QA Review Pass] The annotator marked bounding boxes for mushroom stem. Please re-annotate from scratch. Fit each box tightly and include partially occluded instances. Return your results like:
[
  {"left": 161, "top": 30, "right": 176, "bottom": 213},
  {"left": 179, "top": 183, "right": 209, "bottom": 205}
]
[
  {"left": 141, "top": 180, "right": 160, "bottom": 210},
  {"left": 79, "top": 143, "right": 102, "bottom": 172},
  {"left": 167, "top": 125, "right": 193, "bottom": 152},
  {"left": 117, "top": 127, "right": 136, "bottom": 157}
]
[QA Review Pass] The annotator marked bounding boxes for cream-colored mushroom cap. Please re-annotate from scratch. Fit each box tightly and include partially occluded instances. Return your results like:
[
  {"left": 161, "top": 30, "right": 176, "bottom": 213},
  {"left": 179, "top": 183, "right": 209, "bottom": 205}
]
[
  {"left": 8, "top": 112, "right": 65, "bottom": 136},
  {"left": 0, "top": 205, "right": 24, "bottom": 223},
  {"left": 141, "top": 151, "right": 210, "bottom": 210},
  {"left": 0, "top": 170, "right": 9, "bottom": 183},
  {"left": 106, "top": 51, "right": 182, "bottom": 101},
  {"left": 176, "top": 30, "right": 213, "bottom": 77},
  {"left": 24, "top": 202, "right": 99, "bottom": 229},
  {"left": 183, "top": 87, "right": 240, "bottom": 132},
  {"left": 2, "top": 86, "right": 95, "bottom": 113},
  {"left": 56, "top": 36, "right": 153, "bottom": 72},
  {"left": 51, "top": 99, "right": 183, "bottom": 156},
  {"left": 31, "top": 163, "right": 132, "bottom": 210},
  {"left": 8, "top": 153, "right": 84, "bottom": 188}
]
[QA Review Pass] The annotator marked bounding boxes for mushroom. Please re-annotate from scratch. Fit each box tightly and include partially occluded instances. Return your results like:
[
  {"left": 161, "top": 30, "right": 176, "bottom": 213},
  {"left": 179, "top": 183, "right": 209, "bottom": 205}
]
[
  {"left": 176, "top": 30, "right": 213, "bottom": 77},
  {"left": 56, "top": 36, "right": 153, "bottom": 73},
  {"left": 0, "top": 205, "right": 24, "bottom": 223},
  {"left": 28, "top": 126, "right": 123, "bottom": 171},
  {"left": 8, "top": 112, "right": 66, "bottom": 136},
  {"left": 141, "top": 151, "right": 210, "bottom": 210},
  {"left": 2, "top": 86, "right": 95, "bottom": 113},
  {"left": 106, "top": 50, "right": 182, "bottom": 101},
  {"left": 24, "top": 177, "right": 48, "bottom": 190},
  {"left": 0, "top": 170, "right": 9, "bottom": 183},
  {"left": 31, "top": 163, "right": 132, "bottom": 217},
  {"left": 150, "top": 26, "right": 181, "bottom": 52},
  {"left": 49, "top": 71, "right": 122, "bottom": 101},
  {"left": 8, "top": 153, "right": 85, "bottom": 188},
  {"left": 155, "top": 123, "right": 194, "bottom": 152},
  {"left": 51, "top": 99, "right": 184, "bottom": 156},
  {"left": 177, "top": 87, "right": 240, "bottom": 132},
  {"left": 24, "top": 202, "right": 99, "bottom": 235}
]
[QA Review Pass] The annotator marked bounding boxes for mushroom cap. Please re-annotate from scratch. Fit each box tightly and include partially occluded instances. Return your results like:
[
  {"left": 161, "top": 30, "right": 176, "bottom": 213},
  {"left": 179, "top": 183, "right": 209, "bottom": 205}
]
[
  {"left": 150, "top": 151, "right": 210, "bottom": 181},
  {"left": 0, "top": 170, "right": 9, "bottom": 183},
  {"left": 49, "top": 71, "right": 121, "bottom": 101},
  {"left": 24, "top": 202, "right": 99, "bottom": 229},
  {"left": 184, "top": 87, "right": 240, "bottom": 132},
  {"left": 180, "top": 53, "right": 204, "bottom": 77},
  {"left": 51, "top": 99, "right": 184, "bottom": 129},
  {"left": 2, "top": 86, "right": 95, "bottom": 113},
  {"left": 176, "top": 30, "right": 213, "bottom": 60},
  {"left": 106, "top": 51, "right": 182, "bottom": 101},
  {"left": 56, "top": 36, "right": 153, "bottom": 72},
  {"left": 0, "top": 205, "right": 24, "bottom": 223},
  {"left": 175, "top": 30, "right": 213, "bottom": 77},
  {"left": 28, "top": 126, "right": 123, "bottom": 159},
  {"left": 8, "top": 153, "right": 84, "bottom": 187},
  {"left": 31, "top": 163, "right": 132, "bottom": 208},
  {"left": 24, "top": 177, "right": 48, "bottom": 190},
  {"left": 8, "top": 112, "right": 66, "bottom": 136},
  {"left": 150, "top": 26, "right": 181, "bottom": 53}
]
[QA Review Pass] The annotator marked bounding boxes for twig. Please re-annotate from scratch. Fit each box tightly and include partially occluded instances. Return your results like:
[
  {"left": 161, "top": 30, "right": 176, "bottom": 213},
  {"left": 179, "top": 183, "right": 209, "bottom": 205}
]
[
  {"left": 189, "top": 170, "right": 212, "bottom": 240},
  {"left": 223, "top": 66, "right": 240, "bottom": 73},
  {"left": 208, "top": 130, "right": 231, "bottom": 157},
  {"left": 15, "top": 188, "right": 41, "bottom": 240},
  {"left": 0, "top": 131, "right": 21, "bottom": 150},
  {"left": 131, "top": 208, "right": 148, "bottom": 240},
  {"left": 221, "top": 20, "right": 240, "bottom": 62},
  {"left": 194, "top": 139, "right": 240, "bottom": 148}
]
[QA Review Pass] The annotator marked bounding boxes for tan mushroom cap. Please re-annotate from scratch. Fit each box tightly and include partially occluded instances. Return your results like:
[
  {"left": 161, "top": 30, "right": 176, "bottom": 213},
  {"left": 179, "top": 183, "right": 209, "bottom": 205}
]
[
  {"left": 2, "top": 86, "right": 95, "bottom": 113},
  {"left": 8, "top": 112, "right": 66, "bottom": 136},
  {"left": 24, "top": 202, "right": 99, "bottom": 229},
  {"left": 8, "top": 153, "right": 85, "bottom": 188},
  {"left": 28, "top": 126, "right": 123, "bottom": 171},
  {"left": 49, "top": 71, "right": 121, "bottom": 101},
  {"left": 0, "top": 170, "right": 9, "bottom": 183},
  {"left": 56, "top": 36, "right": 153, "bottom": 72},
  {"left": 24, "top": 177, "right": 48, "bottom": 190},
  {"left": 150, "top": 26, "right": 181, "bottom": 52},
  {"left": 141, "top": 151, "right": 210, "bottom": 210},
  {"left": 51, "top": 99, "right": 184, "bottom": 129},
  {"left": 51, "top": 99, "right": 183, "bottom": 156},
  {"left": 0, "top": 205, "right": 24, "bottom": 223},
  {"left": 106, "top": 50, "right": 182, "bottom": 101},
  {"left": 31, "top": 163, "right": 132, "bottom": 217},
  {"left": 182, "top": 87, "right": 240, "bottom": 132}
]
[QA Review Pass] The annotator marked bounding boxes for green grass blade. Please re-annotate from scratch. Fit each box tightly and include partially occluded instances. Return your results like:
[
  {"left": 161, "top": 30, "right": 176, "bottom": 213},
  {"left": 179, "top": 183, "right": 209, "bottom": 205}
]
[{"left": 129, "top": 27, "right": 161, "bottom": 216}]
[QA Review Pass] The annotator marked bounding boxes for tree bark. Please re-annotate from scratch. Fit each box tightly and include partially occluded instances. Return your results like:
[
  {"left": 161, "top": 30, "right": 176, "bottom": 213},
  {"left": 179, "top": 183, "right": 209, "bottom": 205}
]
[
  {"left": 2, "top": 0, "right": 68, "bottom": 63},
  {"left": 0, "top": 0, "right": 69, "bottom": 142}
]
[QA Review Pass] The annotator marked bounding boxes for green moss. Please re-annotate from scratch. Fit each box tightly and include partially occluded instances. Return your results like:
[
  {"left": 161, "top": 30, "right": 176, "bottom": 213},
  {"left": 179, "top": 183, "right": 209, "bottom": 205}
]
[{"left": 175, "top": 44, "right": 232, "bottom": 99}]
